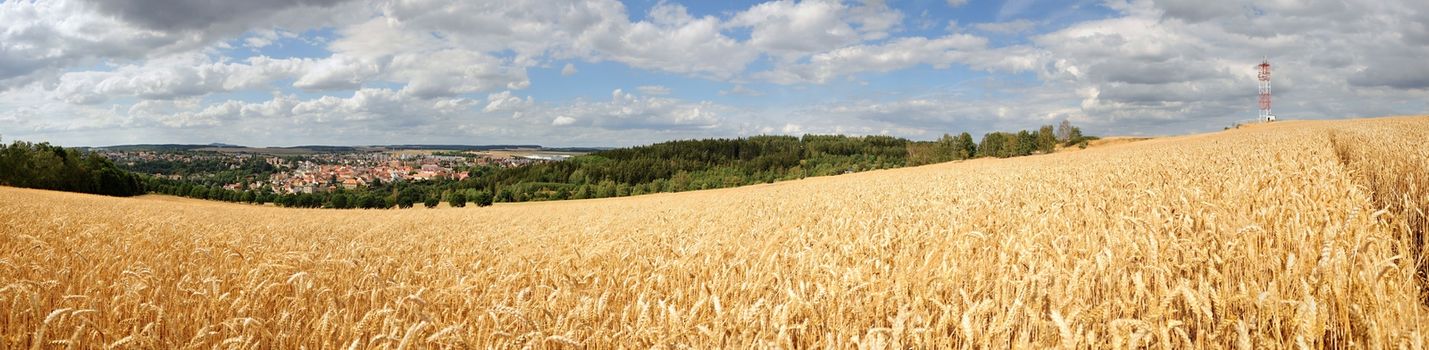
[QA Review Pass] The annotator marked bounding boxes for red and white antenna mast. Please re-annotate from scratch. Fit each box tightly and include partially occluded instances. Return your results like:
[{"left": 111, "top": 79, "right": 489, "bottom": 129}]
[{"left": 1257, "top": 58, "right": 1274, "bottom": 122}]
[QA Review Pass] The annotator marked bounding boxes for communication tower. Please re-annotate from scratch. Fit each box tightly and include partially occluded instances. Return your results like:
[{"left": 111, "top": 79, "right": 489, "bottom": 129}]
[{"left": 1258, "top": 58, "right": 1275, "bottom": 122}]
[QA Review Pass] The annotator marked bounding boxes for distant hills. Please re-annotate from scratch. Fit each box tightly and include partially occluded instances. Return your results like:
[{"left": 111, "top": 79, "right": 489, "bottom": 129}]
[{"left": 89, "top": 143, "right": 609, "bottom": 154}]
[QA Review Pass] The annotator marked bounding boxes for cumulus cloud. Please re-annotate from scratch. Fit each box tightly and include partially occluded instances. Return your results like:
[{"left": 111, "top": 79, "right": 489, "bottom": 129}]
[
  {"left": 756, "top": 34, "right": 995, "bottom": 84},
  {"left": 556, "top": 89, "right": 726, "bottom": 130},
  {"left": 4, "top": 0, "right": 1429, "bottom": 146},
  {"left": 728, "top": 0, "right": 902, "bottom": 59},
  {"left": 54, "top": 54, "right": 309, "bottom": 104},
  {"left": 310, "top": 18, "right": 531, "bottom": 96},
  {"left": 127, "top": 99, "right": 222, "bottom": 128},
  {"left": 389, "top": 50, "right": 530, "bottom": 98},
  {"left": 552, "top": 116, "right": 577, "bottom": 126},
  {"left": 1020, "top": 0, "right": 1429, "bottom": 131},
  {"left": 242, "top": 29, "right": 299, "bottom": 49},
  {"left": 291, "top": 55, "right": 379, "bottom": 91},
  {"left": 483, "top": 91, "right": 534, "bottom": 114},
  {"left": 0, "top": 0, "right": 365, "bottom": 90},
  {"left": 784, "top": 89, "right": 1074, "bottom": 137},
  {"left": 581, "top": 2, "right": 756, "bottom": 79},
  {"left": 376, "top": 0, "right": 757, "bottom": 79},
  {"left": 0, "top": 0, "right": 182, "bottom": 88}
]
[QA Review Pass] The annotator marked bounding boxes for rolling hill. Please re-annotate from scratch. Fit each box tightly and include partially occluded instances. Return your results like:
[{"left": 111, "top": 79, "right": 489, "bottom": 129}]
[{"left": 1, "top": 116, "right": 1426, "bottom": 348}]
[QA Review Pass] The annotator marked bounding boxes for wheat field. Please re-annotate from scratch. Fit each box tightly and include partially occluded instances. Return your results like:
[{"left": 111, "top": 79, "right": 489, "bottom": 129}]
[{"left": 2, "top": 116, "right": 1427, "bottom": 348}]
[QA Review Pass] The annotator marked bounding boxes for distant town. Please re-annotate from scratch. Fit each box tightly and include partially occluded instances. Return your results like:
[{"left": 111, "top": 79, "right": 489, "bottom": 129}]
[
  {"left": 94, "top": 145, "right": 591, "bottom": 195},
  {"left": 0, "top": 123, "right": 1101, "bottom": 209}
]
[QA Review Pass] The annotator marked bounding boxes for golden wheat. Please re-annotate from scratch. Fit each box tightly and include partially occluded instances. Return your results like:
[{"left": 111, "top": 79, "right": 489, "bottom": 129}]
[{"left": 2, "top": 116, "right": 1428, "bottom": 348}]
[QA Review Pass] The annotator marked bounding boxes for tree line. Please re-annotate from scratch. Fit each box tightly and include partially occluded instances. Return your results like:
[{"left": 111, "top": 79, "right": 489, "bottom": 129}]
[
  {"left": 0, "top": 138, "right": 145, "bottom": 196},
  {"left": 143, "top": 176, "right": 494, "bottom": 209},
  {"left": 0, "top": 121, "right": 1094, "bottom": 208},
  {"left": 447, "top": 121, "right": 1095, "bottom": 203}
]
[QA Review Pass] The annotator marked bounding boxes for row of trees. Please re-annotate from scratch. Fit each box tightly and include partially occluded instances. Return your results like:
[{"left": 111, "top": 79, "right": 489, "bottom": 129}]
[
  {"left": 1, "top": 121, "right": 1094, "bottom": 207},
  {"left": 906, "top": 132, "right": 979, "bottom": 166},
  {"left": 0, "top": 138, "right": 146, "bottom": 196},
  {"left": 449, "top": 121, "right": 1095, "bottom": 203},
  {"left": 143, "top": 177, "right": 494, "bottom": 209},
  {"left": 913, "top": 121, "right": 1094, "bottom": 162},
  {"left": 121, "top": 156, "right": 278, "bottom": 179},
  {"left": 449, "top": 134, "right": 912, "bottom": 202}
]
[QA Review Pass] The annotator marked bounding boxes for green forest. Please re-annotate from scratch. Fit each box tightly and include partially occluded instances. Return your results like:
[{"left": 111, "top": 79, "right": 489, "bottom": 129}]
[
  {"left": 2, "top": 122, "right": 1094, "bottom": 209},
  {"left": 0, "top": 138, "right": 146, "bottom": 197}
]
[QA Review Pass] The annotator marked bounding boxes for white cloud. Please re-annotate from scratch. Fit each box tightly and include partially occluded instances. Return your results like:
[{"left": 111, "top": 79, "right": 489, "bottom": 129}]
[
  {"left": 0, "top": 0, "right": 365, "bottom": 90},
  {"left": 727, "top": 0, "right": 902, "bottom": 59},
  {"left": 242, "top": 29, "right": 298, "bottom": 49},
  {"left": 53, "top": 53, "right": 310, "bottom": 104},
  {"left": 637, "top": 85, "right": 672, "bottom": 95},
  {"left": 1018, "top": 0, "right": 1429, "bottom": 131},
  {"left": 560, "top": 89, "right": 726, "bottom": 130},
  {"left": 327, "top": 17, "right": 438, "bottom": 59},
  {"left": 313, "top": 18, "right": 531, "bottom": 96},
  {"left": 127, "top": 98, "right": 221, "bottom": 128},
  {"left": 579, "top": 2, "right": 757, "bottom": 79},
  {"left": 483, "top": 90, "right": 533, "bottom": 113},
  {"left": 5, "top": 0, "right": 1429, "bottom": 147},
  {"left": 38, "top": 86, "right": 748, "bottom": 146},
  {"left": 0, "top": 0, "right": 183, "bottom": 88},
  {"left": 376, "top": 0, "right": 757, "bottom": 79},
  {"left": 552, "top": 115, "right": 577, "bottom": 126},
  {"left": 756, "top": 34, "right": 993, "bottom": 84},
  {"left": 389, "top": 49, "right": 530, "bottom": 98},
  {"left": 291, "top": 55, "right": 379, "bottom": 91},
  {"left": 780, "top": 123, "right": 803, "bottom": 134}
]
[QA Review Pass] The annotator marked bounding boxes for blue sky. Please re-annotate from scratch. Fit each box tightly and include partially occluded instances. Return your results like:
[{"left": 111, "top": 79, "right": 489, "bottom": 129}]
[{"left": 1, "top": 0, "right": 1426, "bottom": 147}]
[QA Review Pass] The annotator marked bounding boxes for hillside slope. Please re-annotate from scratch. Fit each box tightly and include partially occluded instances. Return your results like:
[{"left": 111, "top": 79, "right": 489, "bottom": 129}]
[{"left": 2, "top": 116, "right": 1427, "bottom": 348}]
